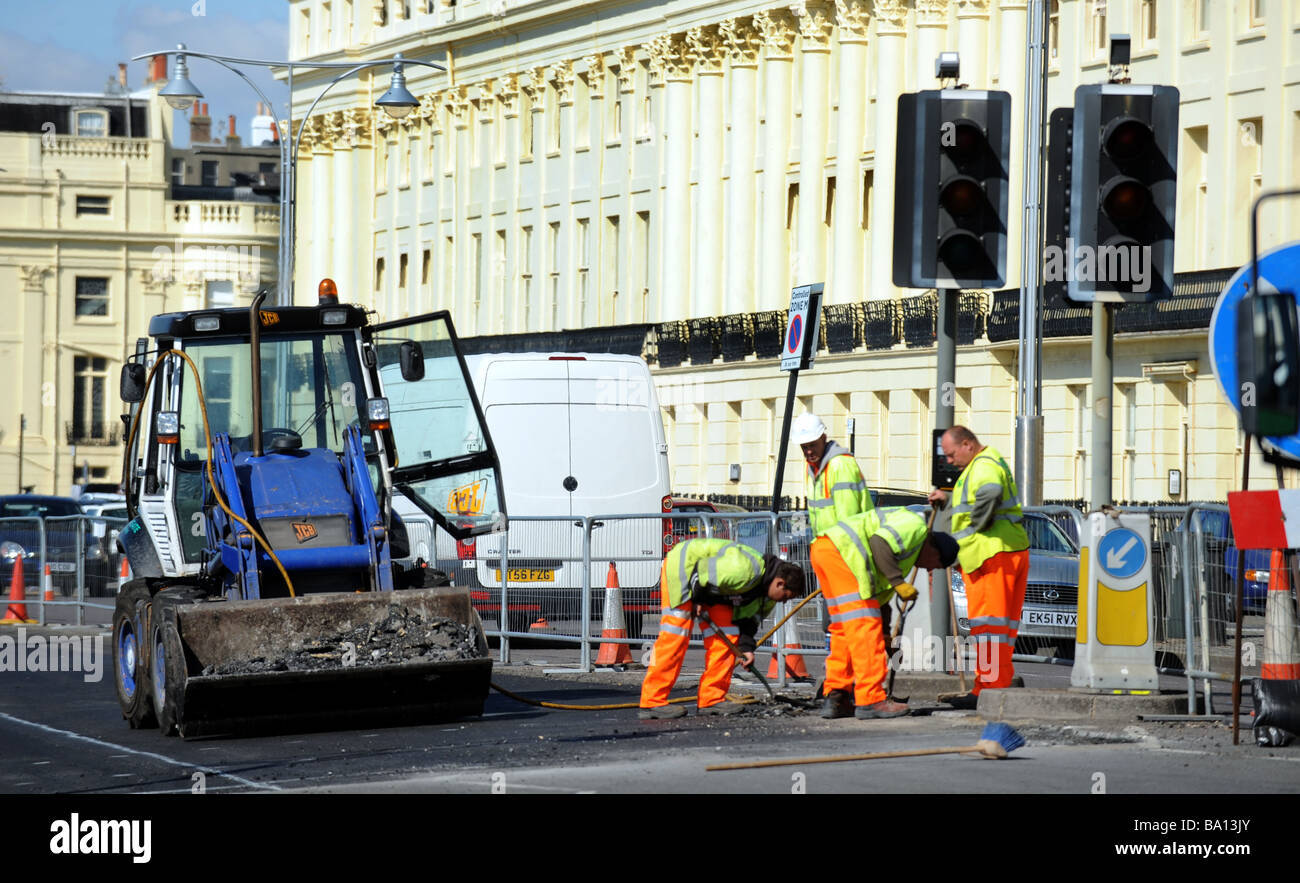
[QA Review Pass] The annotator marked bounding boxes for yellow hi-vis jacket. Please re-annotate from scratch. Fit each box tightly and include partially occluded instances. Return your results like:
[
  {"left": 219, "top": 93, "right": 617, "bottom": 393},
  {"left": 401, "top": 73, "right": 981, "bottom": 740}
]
[
  {"left": 663, "top": 538, "right": 774, "bottom": 625},
  {"left": 824, "top": 507, "right": 930, "bottom": 604},
  {"left": 949, "top": 445, "right": 1030, "bottom": 573},
  {"left": 805, "top": 441, "right": 872, "bottom": 537}
]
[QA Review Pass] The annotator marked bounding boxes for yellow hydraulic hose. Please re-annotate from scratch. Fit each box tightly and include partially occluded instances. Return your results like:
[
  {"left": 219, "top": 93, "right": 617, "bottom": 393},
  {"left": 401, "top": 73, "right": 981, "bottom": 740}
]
[
  {"left": 488, "top": 681, "right": 756, "bottom": 711},
  {"left": 125, "top": 349, "right": 296, "bottom": 597}
]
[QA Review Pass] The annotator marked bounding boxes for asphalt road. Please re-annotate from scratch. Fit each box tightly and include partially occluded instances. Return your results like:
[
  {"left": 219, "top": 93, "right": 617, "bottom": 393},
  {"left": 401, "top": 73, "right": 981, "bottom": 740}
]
[{"left": 0, "top": 635, "right": 1295, "bottom": 796}]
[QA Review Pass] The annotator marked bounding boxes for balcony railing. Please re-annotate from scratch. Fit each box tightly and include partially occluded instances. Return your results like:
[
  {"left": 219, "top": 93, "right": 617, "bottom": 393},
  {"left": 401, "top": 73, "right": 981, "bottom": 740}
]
[
  {"left": 65, "top": 423, "right": 122, "bottom": 447},
  {"left": 42, "top": 135, "right": 152, "bottom": 160}
]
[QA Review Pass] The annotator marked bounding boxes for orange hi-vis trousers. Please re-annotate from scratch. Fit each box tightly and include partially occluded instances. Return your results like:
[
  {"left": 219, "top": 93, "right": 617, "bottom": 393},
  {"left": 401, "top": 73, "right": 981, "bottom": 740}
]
[
  {"left": 640, "top": 572, "right": 740, "bottom": 710},
  {"left": 963, "top": 548, "right": 1030, "bottom": 693},
  {"left": 810, "top": 536, "right": 888, "bottom": 707}
]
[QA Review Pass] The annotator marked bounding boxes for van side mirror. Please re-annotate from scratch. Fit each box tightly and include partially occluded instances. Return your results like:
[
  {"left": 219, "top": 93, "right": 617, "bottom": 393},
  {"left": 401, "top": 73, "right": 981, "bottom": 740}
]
[
  {"left": 399, "top": 340, "right": 425, "bottom": 382},
  {"left": 1237, "top": 290, "right": 1300, "bottom": 437},
  {"left": 120, "top": 363, "right": 147, "bottom": 403}
]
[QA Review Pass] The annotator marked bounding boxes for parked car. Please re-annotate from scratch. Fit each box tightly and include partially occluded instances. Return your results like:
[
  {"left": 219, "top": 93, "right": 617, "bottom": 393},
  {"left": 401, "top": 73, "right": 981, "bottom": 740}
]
[
  {"left": 664, "top": 497, "right": 743, "bottom": 545},
  {"left": 947, "top": 511, "right": 1081, "bottom": 657},
  {"left": 0, "top": 495, "right": 109, "bottom": 594}
]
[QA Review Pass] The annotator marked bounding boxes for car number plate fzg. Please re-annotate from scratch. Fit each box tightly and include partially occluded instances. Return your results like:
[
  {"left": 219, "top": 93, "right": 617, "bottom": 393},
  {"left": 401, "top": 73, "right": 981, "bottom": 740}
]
[
  {"left": 495, "top": 568, "right": 556, "bottom": 582},
  {"left": 1023, "top": 609, "right": 1077, "bottom": 628}
]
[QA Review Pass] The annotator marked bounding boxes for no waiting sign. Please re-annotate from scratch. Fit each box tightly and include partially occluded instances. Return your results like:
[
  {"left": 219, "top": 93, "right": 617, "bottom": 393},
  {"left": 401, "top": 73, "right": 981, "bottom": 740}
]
[{"left": 781, "top": 283, "right": 823, "bottom": 372}]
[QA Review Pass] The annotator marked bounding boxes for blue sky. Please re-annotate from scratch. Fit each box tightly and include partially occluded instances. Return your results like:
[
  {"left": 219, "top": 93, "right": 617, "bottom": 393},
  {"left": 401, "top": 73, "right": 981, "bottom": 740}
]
[{"left": 0, "top": 0, "right": 289, "bottom": 145}]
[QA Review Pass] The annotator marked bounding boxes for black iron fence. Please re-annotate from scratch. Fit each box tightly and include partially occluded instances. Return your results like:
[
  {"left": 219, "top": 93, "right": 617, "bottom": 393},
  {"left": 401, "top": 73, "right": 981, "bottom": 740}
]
[{"left": 453, "top": 266, "right": 1233, "bottom": 368}]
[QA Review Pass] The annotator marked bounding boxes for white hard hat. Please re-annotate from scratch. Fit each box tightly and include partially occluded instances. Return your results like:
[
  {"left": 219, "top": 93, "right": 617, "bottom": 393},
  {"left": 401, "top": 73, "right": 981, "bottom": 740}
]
[{"left": 791, "top": 413, "right": 828, "bottom": 445}]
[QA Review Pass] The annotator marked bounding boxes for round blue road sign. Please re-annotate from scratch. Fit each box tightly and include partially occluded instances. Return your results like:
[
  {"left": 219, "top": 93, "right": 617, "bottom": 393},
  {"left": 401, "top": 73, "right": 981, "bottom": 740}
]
[
  {"left": 787, "top": 314, "right": 802, "bottom": 353},
  {"left": 1097, "top": 527, "right": 1147, "bottom": 581},
  {"left": 1210, "top": 241, "right": 1300, "bottom": 460}
]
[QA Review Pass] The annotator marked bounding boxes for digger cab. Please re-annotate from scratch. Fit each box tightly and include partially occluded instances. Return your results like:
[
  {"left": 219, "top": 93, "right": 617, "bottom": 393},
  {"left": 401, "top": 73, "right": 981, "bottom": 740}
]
[{"left": 118, "top": 300, "right": 506, "bottom": 594}]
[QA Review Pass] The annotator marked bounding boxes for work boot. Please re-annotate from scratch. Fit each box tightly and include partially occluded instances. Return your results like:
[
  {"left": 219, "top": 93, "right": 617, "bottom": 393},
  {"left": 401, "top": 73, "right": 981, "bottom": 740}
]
[
  {"left": 697, "top": 701, "right": 746, "bottom": 716},
  {"left": 638, "top": 704, "right": 687, "bottom": 720},
  {"left": 939, "top": 691, "right": 980, "bottom": 710},
  {"left": 820, "top": 689, "right": 854, "bottom": 719},
  {"left": 855, "top": 699, "right": 910, "bottom": 719}
]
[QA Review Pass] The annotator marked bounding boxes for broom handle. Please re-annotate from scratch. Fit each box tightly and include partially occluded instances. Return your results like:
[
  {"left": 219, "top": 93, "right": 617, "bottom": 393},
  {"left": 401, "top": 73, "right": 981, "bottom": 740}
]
[{"left": 707, "top": 744, "right": 985, "bottom": 772}]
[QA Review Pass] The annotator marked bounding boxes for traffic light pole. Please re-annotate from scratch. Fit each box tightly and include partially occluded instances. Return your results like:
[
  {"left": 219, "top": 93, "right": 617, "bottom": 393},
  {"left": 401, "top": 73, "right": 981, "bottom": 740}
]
[
  {"left": 1090, "top": 302, "right": 1115, "bottom": 509},
  {"left": 933, "top": 288, "right": 956, "bottom": 642},
  {"left": 1015, "top": 0, "right": 1049, "bottom": 507}
]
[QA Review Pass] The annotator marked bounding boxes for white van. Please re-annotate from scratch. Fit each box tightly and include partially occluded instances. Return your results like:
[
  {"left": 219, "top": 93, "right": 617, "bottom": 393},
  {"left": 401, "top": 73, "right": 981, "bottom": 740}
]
[{"left": 390, "top": 352, "right": 671, "bottom": 635}]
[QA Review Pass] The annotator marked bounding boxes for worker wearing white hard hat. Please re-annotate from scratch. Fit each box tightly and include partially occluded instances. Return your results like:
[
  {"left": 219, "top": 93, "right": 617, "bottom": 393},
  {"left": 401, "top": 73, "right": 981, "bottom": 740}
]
[{"left": 794, "top": 413, "right": 872, "bottom": 539}]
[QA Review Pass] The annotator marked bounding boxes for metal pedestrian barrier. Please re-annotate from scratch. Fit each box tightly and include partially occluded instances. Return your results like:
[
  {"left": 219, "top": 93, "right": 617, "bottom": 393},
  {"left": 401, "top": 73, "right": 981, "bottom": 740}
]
[{"left": 0, "top": 515, "right": 127, "bottom": 626}]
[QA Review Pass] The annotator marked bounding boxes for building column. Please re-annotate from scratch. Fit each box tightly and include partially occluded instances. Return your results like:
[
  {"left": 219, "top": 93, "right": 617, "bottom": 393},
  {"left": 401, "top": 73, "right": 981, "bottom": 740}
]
[
  {"left": 831, "top": 0, "right": 871, "bottom": 303},
  {"left": 795, "top": 3, "right": 834, "bottom": 291},
  {"left": 498, "top": 74, "right": 524, "bottom": 332},
  {"left": 330, "top": 109, "right": 363, "bottom": 307},
  {"left": 868, "top": 0, "right": 908, "bottom": 300},
  {"left": 998, "top": 0, "right": 1028, "bottom": 290},
  {"left": 650, "top": 33, "right": 694, "bottom": 322},
  {"left": 307, "top": 117, "right": 333, "bottom": 295},
  {"left": 756, "top": 8, "right": 798, "bottom": 311},
  {"left": 721, "top": 17, "right": 762, "bottom": 315},
  {"left": 447, "top": 87, "right": 473, "bottom": 331},
  {"left": 914, "top": 0, "right": 950, "bottom": 90},
  {"left": 956, "top": 0, "right": 991, "bottom": 87},
  {"left": 688, "top": 26, "right": 726, "bottom": 318}
]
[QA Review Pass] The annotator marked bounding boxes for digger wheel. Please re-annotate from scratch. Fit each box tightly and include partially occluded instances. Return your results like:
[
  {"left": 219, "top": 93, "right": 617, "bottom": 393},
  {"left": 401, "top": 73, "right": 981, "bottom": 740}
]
[
  {"left": 112, "top": 581, "right": 157, "bottom": 729},
  {"left": 151, "top": 613, "right": 188, "bottom": 737}
]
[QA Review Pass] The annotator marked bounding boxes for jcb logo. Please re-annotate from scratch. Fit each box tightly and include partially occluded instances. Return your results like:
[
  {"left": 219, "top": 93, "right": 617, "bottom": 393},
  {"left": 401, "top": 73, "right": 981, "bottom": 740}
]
[
  {"left": 293, "top": 522, "right": 318, "bottom": 543},
  {"left": 259, "top": 310, "right": 280, "bottom": 326}
]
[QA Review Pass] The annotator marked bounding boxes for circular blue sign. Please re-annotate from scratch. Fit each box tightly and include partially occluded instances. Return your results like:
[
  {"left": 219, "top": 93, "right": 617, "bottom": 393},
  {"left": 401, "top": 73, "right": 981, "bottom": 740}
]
[
  {"left": 787, "top": 314, "right": 802, "bottom": 353},
  {"left": 1096, "top": 527, "right": 1147, "bottom": 580},
  {"left": 1209, "top": 242, "right": 1300, "bottom": 460}
]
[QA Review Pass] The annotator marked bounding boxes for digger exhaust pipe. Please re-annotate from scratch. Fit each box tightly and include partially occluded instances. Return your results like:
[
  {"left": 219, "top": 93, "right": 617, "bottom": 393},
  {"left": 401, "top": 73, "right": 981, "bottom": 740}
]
[{"left": 249, "top": 289, "right": 267, "bottom": 457}]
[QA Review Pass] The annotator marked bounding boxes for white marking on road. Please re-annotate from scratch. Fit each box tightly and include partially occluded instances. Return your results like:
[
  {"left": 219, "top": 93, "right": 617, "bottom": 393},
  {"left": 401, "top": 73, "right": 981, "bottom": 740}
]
[
  {"left": 33, "top": 761, "right": 50, "bottom": 765},
  {"left": 0, "top": 711, "right": 281, "bottom": 791},
  {"left": 112, "top": 773, "right": 134, "bottom": 778},
  {"left": 12, "top": 782, "right": 36, "bottom": 786}
]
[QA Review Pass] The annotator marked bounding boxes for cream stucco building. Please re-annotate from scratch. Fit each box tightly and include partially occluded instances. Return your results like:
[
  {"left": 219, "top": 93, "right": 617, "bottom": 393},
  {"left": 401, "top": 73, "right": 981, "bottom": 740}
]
[
  {"left": 0, "top": 65, "right": 278, "bottom": 494},
  {"left": 288, "top": 0, "right": 1300, "bottom": 504}
]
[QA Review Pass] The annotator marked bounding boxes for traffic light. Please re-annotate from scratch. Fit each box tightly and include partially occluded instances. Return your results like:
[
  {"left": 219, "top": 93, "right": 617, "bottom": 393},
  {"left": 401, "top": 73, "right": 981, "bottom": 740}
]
[
  {"left": 893, "top": 89, "right": 1011, "bottom": 290},
  {"left": 1065, "top": 84, "right": 1179, "bottom": 303}
]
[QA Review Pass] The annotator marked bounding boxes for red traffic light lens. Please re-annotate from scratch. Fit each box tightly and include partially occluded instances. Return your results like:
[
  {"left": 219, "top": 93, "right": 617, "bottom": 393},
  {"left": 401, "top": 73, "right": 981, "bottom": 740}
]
[
  {"left": 1101, "top": 177, "right": 1150, "bottom": 222},
  {"left": 1103, "top": 117, "right": 1154, "bottom": 162},
  {"left": 939, "top": 176, "right": 983, "bottom": 217}
]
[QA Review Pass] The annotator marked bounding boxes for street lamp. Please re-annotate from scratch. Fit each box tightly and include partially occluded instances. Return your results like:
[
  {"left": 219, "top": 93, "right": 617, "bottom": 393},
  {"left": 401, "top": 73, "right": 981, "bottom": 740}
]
[{"left": 134, "top": 45, "right": 445, "bottom": 305}]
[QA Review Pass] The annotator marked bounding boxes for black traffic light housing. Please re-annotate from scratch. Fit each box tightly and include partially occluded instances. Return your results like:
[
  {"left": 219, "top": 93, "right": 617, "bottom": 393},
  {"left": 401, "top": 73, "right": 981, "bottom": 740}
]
[
  {"left": 1065, "top": 84, "right": 1179, "bottom": 303},
  {"left": 893, "top": 89, "right": 1011, "bottom": 290}
]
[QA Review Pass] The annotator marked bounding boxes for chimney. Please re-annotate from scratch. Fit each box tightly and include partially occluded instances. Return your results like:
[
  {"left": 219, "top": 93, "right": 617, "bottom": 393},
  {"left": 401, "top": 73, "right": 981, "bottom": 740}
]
[
  {"left": 226, "top": 114, "right": 241, "bottom": 148},
  {"left": 190, "top": 102, "right": 212, "bottom": 144},
  {"left": 118, "top": 64, "right": 128, "bottom": 89},
  {"left": 148, "top": 54, "right": 167, "bottom": 86}
]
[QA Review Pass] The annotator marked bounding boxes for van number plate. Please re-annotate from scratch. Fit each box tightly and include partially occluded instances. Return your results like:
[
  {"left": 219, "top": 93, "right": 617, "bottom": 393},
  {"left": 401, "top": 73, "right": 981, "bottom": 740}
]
[{"left": 495, "top": 568, "right": 556, "bottom": 582}]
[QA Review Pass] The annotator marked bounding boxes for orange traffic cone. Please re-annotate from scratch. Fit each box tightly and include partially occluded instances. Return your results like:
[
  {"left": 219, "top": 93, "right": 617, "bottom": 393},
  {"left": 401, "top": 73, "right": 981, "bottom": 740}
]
[
  {"left": 1262, "top": 549, "right": 1300, "bottom": 680},
  {"left": 42, "top": 564, "right": 54, "bottom": 601},
  {"left": 596, "top": 562, "right": 633, "bottom": 666},
  {"left": 529, "top": 616, "right": 554, "bottom": 632},
  {"left": 766, "top": 610, "right": 810, "bottom": 679},
  {"left": 1, "top": 556, "right": 32, "bottom": 624},
  {"left": 116, "top": 556, "right": 131, "bottom": 592}
]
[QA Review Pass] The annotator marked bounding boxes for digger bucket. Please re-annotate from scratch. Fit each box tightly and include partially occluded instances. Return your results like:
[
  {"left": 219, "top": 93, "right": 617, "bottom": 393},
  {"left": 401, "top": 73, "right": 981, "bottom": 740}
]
[{"left": 155, "top": 587, "right": 492, "bottom": 739}]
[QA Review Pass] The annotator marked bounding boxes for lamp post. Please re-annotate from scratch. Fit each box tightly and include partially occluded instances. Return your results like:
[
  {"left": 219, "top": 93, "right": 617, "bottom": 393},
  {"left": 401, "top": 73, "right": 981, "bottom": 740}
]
[{"left": 134, "top": 45, "right": 443, "bottom": 306}]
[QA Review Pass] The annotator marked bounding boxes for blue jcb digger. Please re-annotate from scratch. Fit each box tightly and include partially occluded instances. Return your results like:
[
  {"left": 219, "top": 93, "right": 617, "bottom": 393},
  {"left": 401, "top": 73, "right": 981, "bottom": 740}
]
[{"left": 112, "top": 283, "right": 507, "bottom": 738}]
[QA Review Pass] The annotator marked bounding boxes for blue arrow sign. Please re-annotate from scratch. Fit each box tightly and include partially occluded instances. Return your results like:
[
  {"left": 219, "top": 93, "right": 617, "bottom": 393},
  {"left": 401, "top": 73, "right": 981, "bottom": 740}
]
[
  {"left": 1210, "top": 241, "right": 1300, "bottom": 460},
  {"left": 1097, "top": 527, "right": 1146, "bottom": 580}
]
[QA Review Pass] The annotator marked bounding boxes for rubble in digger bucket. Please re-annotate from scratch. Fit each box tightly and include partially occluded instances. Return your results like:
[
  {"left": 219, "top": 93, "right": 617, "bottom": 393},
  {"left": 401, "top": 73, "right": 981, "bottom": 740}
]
[{"left": 142, "top": 585, "right": 491, "bottom": 739}]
